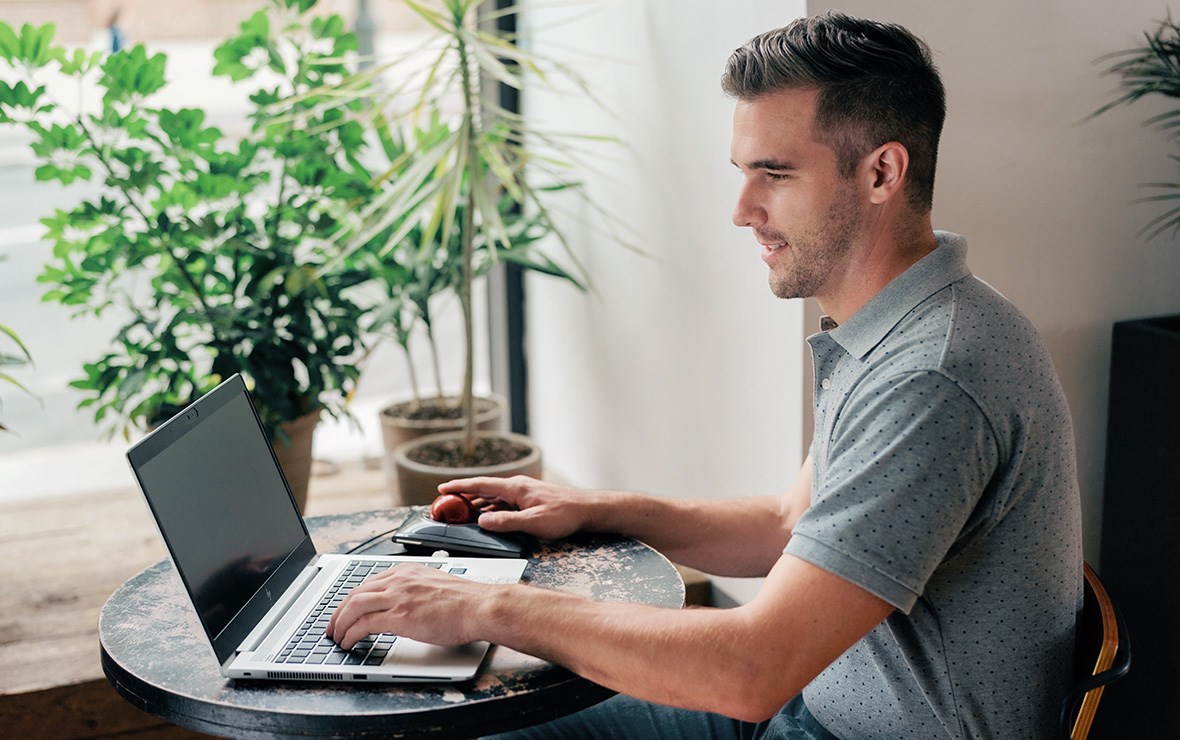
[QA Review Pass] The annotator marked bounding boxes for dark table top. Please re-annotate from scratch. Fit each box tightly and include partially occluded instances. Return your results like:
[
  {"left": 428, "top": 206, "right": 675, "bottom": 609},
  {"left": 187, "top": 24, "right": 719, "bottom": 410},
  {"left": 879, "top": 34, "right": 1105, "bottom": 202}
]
[{"left": 99, "top": 507, "right": 685, "bottom": 739}]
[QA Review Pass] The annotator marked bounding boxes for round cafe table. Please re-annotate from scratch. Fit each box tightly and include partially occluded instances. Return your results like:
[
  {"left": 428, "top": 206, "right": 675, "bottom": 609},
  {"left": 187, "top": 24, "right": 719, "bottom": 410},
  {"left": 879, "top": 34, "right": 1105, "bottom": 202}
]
[{"left": 99, "top": 507, "right": 685, "bottom": 739}]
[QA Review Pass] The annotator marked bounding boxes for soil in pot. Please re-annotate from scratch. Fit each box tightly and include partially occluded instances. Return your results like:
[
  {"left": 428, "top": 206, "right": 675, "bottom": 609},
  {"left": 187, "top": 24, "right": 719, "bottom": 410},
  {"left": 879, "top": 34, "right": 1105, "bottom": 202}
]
[
  {"left": 382, "top": 396, "right": 499, "bottom": 424},
  {"left": 380, "top": 395, "right": 504, "bottom": 502},
  {"left": 406, "top": 435, "right": 533, "bottom": 468}
]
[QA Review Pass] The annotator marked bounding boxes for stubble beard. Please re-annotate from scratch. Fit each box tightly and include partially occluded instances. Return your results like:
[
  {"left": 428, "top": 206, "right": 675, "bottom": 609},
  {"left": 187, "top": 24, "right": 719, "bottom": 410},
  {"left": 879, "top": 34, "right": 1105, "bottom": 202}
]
[{"left": 767, "top": 184, "right": 861, "bottom": 300}]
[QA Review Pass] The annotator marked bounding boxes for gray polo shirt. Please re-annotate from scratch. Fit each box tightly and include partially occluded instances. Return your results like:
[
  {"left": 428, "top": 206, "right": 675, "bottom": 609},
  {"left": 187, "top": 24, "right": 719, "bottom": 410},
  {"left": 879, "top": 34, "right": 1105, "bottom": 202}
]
[{"left": 788, "top": 232, "right": 1082, "bottom": 739}]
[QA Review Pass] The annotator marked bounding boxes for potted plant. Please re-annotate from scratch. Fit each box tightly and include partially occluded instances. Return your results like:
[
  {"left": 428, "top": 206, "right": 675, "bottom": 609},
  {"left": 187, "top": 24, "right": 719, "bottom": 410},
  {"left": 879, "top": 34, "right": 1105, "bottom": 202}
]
[
  {"left": 359, "top": 118, "right": 578, "bottom": 500},
  {"left": 375, "top": 191, "right": 575, "bottom": 501},
  {"left": 0, "top": 0, "right": 394, "bottom": 508},
  {"left": 365, "top": 193, "right": 502, "bottom": 500},
  {"left": 0, "top": 317, "right": 34, "bottom": 434},
  {"left": 359, "top": 119, "right": 504, "bottom": 500},
  {"left": 306, "top": 0, "right": 616, "bottom": 505}
]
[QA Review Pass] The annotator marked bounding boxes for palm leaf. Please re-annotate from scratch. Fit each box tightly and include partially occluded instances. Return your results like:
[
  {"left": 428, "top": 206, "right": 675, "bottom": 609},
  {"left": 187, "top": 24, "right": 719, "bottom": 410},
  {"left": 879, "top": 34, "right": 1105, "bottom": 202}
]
[
  {"left": 1091, "top": 13, "right": 1180, "bottom": 239},
  {"left": 419, "top": 150, "right": 465, "bottom": 261},
  {"left": 0, "top": 323, "right": 32, "bottom": 363},
  {"left": 1136, "top": 203, "right": 1180, "bottom": 240},
  {"left": 471, "top": 163, "right": 512, "bottom": 254}
]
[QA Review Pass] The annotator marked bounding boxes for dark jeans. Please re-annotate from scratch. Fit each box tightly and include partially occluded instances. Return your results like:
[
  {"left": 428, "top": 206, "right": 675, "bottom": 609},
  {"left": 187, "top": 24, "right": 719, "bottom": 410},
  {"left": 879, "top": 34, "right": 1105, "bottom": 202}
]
[{"left": 484, "top": 693, "right": 838, "bottom": 740}]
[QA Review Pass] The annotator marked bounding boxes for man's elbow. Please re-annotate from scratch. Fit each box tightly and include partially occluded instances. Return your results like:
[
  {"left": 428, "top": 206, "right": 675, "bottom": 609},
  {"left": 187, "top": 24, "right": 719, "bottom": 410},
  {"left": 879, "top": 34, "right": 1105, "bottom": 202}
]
[
  {"left": 718, "top": 687, "right": 802, "bottom": 724},
  {"left": 709, "top": 615, "right": 816, "bottom": 721},
  {"left": 710, "top": 664, "right": 807, "bottom": 723}
]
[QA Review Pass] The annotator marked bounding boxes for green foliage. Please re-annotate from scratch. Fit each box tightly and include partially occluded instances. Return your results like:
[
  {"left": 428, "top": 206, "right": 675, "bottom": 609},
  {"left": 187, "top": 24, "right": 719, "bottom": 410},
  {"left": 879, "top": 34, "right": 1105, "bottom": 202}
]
[
  {"left": 1096, "top": 14, "right": 1180, "bottom": 240},
  {"left": 0, "top": 315, "right": 35, "bottom": 434},
  {"left": 0, "top": 0, "right": 393, "bottom": 439}
]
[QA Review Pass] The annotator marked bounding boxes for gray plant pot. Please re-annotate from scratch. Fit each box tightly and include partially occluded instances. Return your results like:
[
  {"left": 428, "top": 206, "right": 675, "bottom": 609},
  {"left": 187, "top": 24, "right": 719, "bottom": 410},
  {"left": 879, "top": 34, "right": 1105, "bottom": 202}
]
[
  {"left": 379, "top": 394, "right": 505, "bottom": 504},
  {"left": 394, "top": 430, "right": 542, "bottom": 507}
]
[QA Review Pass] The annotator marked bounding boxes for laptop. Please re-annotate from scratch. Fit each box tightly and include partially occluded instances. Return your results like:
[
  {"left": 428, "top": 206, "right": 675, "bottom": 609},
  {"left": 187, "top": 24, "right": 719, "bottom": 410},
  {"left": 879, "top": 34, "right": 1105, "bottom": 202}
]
[{"left": 126, "top": 374, "right": 528, "bottom": 683}]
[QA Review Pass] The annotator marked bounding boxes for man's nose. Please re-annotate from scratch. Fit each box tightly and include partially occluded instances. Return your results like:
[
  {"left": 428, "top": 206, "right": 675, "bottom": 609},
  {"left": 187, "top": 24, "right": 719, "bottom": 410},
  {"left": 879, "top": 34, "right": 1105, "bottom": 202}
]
[{"left": 731, "top": 182, "right": 765, "bottom": 228}]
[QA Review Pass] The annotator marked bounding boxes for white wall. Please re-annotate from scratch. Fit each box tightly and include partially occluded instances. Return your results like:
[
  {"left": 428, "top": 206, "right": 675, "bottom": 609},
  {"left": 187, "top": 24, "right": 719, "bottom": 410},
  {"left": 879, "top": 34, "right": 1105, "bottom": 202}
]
[
  {"left": 809, "top": 0, "right": 1180, "bottom": 563},
  {"left": 522, "top": 1, "right": 809, "bottom": 603}
]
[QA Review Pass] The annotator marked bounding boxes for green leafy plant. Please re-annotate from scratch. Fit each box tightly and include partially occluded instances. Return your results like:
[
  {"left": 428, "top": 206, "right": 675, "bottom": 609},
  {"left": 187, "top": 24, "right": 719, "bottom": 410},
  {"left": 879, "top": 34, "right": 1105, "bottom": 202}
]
[
  {"left": 0, "top": 316, "right": 35, "bottom": 434},
  {"left": 310, "top": 0, "right": 623, "bottom": 462},
  {"left": 1095, "top": 13, "right": 1180, "bottom": 240},
  {"left": 0, "top": 0, "right": 396, "bottom": 439}
]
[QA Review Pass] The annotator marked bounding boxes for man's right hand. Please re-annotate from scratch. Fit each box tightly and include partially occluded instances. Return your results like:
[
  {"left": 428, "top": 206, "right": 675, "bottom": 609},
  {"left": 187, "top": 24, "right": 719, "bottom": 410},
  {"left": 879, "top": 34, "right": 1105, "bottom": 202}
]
[{"left": 436, "top": 475, "right": 592, "bottom": 541}]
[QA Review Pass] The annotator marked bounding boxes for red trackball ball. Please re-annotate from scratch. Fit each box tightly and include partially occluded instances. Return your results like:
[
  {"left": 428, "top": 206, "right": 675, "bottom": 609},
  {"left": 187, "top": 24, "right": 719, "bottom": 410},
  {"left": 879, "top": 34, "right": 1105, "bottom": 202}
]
[{"left": 430, "top": 493, "right": 478, "bottom": 524}]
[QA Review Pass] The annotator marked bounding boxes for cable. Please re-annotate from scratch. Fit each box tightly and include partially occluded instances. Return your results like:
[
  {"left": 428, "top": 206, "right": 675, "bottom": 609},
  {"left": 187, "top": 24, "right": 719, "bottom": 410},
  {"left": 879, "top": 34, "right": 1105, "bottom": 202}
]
[{"left": 344, "top": 510, "right": 415, "bottom": 554}]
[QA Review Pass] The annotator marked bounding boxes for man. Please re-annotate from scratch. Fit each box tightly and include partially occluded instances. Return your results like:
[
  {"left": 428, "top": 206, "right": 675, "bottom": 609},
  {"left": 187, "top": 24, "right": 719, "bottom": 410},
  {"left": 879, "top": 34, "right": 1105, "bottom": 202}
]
[{"left": 328, "top": 12, "right": 1082, "bottom": 738}]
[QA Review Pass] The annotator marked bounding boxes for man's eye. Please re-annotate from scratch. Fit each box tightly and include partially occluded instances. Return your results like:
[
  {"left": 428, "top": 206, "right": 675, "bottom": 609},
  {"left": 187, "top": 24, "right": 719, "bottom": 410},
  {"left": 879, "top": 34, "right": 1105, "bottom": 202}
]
[{"left": 766, "top": 172, "right": 791, "bottom": 181}]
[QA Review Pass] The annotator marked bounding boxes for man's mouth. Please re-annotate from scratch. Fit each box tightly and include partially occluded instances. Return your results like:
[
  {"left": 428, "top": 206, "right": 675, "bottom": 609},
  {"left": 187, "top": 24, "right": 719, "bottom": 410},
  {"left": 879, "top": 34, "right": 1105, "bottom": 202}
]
[{"left": 756, "top": 231, "right": 788, "bottom": 251}]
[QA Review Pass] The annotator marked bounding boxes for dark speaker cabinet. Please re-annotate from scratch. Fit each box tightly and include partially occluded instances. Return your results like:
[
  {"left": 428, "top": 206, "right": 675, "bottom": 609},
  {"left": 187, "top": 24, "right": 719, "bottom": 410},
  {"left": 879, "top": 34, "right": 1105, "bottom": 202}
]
[{"left": 1096, "top": 315, "right": 1180, "bottom": 737}]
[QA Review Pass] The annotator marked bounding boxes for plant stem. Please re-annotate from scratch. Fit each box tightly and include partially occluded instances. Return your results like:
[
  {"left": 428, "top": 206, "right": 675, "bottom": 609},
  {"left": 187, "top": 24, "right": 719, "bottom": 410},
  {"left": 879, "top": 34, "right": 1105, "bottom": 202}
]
[
  {"left": 456, "top": 10, "right": 480, "bottom": 459},
  {"left": 400, "top": 340, "right": 423, "bottom": 408},
  {"left": 423, "top": 321, "right": 447, "bottom": 404}
]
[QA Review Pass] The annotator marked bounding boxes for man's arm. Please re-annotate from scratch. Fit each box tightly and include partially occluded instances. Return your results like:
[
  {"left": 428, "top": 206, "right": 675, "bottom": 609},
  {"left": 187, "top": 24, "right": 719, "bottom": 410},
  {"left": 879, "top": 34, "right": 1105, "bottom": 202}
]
[
  {"left": 326, "top": 548, "right": 892, "bottom": 722},
  {"left": 439, "top": 456, "right": 815, "bottom": 578}
]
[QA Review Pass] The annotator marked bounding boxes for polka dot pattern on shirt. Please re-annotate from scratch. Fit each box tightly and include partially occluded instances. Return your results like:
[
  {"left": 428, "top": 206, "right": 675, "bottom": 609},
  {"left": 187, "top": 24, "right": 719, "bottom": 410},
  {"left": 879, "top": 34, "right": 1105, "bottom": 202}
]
[{"left": 788, "top": 233, "right": 1083, "bottom": 740}]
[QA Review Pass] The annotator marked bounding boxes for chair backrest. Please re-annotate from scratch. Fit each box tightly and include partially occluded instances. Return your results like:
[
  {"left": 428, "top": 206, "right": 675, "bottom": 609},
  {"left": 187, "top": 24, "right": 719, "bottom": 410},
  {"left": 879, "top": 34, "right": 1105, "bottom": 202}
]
[{"left": 1059, "top": 562, "right": 1132, "bottom": 739}]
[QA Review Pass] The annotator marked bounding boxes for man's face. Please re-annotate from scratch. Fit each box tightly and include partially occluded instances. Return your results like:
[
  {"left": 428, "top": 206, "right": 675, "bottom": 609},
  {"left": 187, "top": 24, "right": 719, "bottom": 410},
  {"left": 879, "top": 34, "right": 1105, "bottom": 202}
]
[{"left": 730, "top": 88, "right": 863, "bottom": 300}]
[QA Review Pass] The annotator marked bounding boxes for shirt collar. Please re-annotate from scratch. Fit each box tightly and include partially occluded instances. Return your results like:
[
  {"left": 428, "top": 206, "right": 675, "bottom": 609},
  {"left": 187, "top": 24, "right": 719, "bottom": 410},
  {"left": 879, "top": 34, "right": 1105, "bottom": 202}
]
[{"left": 820, "top": 231, "right": 971, "bottom": 360}]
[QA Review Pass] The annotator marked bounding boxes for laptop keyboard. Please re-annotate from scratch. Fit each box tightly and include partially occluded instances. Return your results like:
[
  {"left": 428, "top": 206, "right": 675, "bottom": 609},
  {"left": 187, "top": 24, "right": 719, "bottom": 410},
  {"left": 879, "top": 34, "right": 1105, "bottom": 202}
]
[{"left": 276, "top": 559, "right": 446, "bottom": 666}]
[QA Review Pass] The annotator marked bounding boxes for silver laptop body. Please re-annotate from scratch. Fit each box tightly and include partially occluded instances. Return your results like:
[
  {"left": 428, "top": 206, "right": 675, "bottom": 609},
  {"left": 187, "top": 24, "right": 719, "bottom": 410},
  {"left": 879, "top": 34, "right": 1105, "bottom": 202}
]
[{"left": 126, "top": 374, "right": 526, "bottom": 683}]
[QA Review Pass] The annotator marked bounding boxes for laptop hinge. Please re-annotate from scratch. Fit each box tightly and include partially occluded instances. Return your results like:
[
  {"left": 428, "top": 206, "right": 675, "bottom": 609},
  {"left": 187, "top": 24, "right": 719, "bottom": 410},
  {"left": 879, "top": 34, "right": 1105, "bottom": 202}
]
[{"left": 237, "top": 564, "right": 320, "bottom": 653}]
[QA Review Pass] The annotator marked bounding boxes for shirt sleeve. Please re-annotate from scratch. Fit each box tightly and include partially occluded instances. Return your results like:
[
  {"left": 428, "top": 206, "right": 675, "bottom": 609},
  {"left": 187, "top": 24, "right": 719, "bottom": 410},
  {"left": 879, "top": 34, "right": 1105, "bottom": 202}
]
[{"left": 786, "top": 369, "right": 999, "bottom": 612}]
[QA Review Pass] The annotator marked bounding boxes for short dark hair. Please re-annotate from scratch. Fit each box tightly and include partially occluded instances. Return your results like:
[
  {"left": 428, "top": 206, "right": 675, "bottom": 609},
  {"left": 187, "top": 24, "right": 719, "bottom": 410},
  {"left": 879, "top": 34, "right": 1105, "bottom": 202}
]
[{"left": 721, "top": 11, "right": 945, "bottom": 211}]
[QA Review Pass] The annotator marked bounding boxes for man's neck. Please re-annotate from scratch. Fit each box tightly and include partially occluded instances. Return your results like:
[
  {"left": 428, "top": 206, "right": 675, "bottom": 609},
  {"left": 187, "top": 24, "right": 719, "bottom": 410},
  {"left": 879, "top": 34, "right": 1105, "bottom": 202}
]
[{"left": 817, "top": 215, "right": 938, "bottom": 325}]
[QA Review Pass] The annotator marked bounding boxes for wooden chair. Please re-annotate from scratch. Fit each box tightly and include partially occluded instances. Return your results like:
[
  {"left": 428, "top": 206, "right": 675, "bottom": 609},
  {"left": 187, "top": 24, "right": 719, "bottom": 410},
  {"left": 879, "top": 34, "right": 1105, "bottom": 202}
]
[{"left": 1059, "top": 562, "right": 1132, "bottom": 739}]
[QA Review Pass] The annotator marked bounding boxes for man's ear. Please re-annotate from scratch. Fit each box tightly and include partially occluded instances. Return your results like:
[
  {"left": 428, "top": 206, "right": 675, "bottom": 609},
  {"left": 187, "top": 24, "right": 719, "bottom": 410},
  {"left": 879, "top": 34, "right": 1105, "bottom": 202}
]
[{"left": 863, "top": 141, "right": 909, "bottom": 205}]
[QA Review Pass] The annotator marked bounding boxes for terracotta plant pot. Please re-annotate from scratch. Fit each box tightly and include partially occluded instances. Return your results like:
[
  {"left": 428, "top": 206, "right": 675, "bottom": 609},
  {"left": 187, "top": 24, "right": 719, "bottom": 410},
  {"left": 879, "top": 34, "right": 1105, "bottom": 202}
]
[
  {"left": 272, "top": 409, "right": 321, "bottom": 513},
  {"left": 379, "top": 395, "right": 504, "bottom": 503},
  {"left": 395, "top": 430, "right": 542, "bottom": 507}
]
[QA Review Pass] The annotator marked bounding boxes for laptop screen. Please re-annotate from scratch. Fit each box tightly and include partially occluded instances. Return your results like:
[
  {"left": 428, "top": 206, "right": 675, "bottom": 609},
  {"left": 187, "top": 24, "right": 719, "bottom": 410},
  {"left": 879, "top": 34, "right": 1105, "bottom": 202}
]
[{"left": 128, "top": 375, "right": 310, "bottom": 651}]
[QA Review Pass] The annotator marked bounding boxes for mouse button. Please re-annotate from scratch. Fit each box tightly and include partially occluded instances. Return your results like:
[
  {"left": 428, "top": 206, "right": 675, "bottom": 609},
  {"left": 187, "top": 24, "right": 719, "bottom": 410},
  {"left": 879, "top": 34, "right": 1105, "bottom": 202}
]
[{"left": 445, "top": 523, "right": 489, "bottom": 542}]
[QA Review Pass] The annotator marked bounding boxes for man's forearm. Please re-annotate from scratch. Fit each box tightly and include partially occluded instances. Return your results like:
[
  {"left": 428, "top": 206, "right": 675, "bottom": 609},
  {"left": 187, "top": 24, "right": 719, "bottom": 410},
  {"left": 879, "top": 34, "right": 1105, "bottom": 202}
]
[
  {"left": 475, "top": 580, "right": 794, "bottom": 722},
  {"left": 472, "top": 552, "right": 889, "bottom": 724},
  {"left": 575, "top": 490, "right": 791, "bottom": 578}
]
